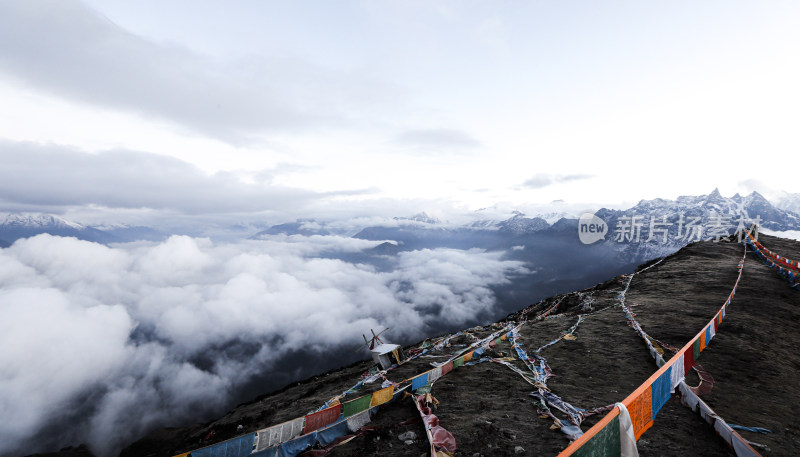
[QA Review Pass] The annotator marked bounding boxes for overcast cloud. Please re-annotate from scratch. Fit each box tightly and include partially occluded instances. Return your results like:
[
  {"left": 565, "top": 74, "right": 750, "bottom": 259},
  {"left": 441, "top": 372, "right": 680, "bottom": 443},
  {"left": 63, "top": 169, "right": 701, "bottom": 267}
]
[
  {"left": 0, "top": 140, "right": 350, "bottom": 215},
  {"left": 0, "top": 233, "right": 524, "bottom": 456},
  {"left": 522, "top": 173, "right": 595, "bottom": 190},
  {"left": 393, "top": 128, "right": 483, "bottom": 152},
  {"left": 0, "top": 0, "right": 393, "bottom": 144}
]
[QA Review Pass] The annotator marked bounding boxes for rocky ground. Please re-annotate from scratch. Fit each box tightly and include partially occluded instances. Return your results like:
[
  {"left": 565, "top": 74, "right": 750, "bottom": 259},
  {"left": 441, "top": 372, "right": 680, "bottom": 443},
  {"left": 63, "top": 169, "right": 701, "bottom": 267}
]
[{"left": 29, "top": 233, "right": 800, "bottom": 457}]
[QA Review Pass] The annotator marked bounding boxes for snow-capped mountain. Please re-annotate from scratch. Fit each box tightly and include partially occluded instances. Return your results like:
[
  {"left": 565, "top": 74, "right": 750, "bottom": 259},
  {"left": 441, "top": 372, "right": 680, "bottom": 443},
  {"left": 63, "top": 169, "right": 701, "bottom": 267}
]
[
  {"left": 776, "top": 192, "right": 800, "bottom": 215},
  {"left": 471, "top": 202, "right": 580, "bottom": 227},
  {"left": 495, "top": 213, "right": 549, "bottom": 235},
  {"left": 0, "top": 213, "right": 161, "bottom": 245},
  {"left": 393, "top": 212, "right": 441, "bottom": 225},
  {"left": 597, "top": 188, "right": 800, "bottom": 236},
  {"left": 2, "top": 213, "right": 85, "bottom": 230},
  {"left": 0, "top": 213, "right": 117, "bottom": 244},
  {"left": 589, "top": 189, "right": 800, "bottom": 260},
  {"left": 468, "top": 210, "right": 550, "bottom": 233}
]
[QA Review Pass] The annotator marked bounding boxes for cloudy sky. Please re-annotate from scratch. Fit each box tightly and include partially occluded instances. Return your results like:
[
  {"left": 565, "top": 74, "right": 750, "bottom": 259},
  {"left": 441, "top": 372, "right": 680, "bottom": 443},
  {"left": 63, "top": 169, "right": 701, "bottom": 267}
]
[{"left": 1, "top": 0, "right": 799, "bottom": 224}]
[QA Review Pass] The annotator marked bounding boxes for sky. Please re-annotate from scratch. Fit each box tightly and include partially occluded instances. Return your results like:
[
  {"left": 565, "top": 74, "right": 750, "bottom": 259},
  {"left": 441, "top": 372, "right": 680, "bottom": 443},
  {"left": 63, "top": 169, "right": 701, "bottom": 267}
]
[{"left": 1, "top": 0, "right": 799, "bottom": 226}]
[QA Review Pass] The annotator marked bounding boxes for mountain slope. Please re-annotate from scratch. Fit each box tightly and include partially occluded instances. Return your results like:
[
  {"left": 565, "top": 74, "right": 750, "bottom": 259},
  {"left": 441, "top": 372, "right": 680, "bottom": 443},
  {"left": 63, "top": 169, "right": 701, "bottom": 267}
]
[{"left": 116, "top": 233, "right": 800, "bottom": 457}]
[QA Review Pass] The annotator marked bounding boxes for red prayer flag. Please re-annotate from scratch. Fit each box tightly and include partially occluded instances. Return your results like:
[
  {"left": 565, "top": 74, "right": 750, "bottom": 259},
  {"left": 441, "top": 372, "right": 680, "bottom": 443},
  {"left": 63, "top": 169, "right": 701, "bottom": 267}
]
[
  {"left": 304, "top": 404, "right": 342, "bottom": 434},
  {"left": 683, "top": 345, "right": 695, "bottom": 375},
  {"left": 441, "top": 361, "right": 454, "bottom": 376}
]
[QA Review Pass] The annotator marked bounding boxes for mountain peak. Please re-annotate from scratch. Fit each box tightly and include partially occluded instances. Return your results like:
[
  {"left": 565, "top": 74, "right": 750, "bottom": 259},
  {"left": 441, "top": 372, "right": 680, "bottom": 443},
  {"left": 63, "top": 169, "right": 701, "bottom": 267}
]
[
  {"left": 701, "top": 188, "right": 728, "bottom": 208},
  {"left": 497, "top": 213, "right": 549, "bottom": 234},
  {"left": 394, "top": 212, "right": 440, "bottom": 224}
]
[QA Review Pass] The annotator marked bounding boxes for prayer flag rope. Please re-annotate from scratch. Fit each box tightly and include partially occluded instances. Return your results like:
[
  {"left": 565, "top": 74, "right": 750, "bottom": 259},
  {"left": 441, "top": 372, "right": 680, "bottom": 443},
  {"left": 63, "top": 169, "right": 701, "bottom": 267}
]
[
  {"left": 180, "top": 324, "right": 514, "bottom": 457},
  {"left": 414, "top": 394, "right": 457, "bottom": 456},
  {"left": 557, "top": 241, "right": 760, "bottom": 457},
  {"left": 745, "top": 233, "right": 800, "bottom": 289},
  {"left": 747, "top": 234, "right": 800, "bottom": 269},
  {"left": 500, "top": 300, "right": 614, "bottom": 433}
]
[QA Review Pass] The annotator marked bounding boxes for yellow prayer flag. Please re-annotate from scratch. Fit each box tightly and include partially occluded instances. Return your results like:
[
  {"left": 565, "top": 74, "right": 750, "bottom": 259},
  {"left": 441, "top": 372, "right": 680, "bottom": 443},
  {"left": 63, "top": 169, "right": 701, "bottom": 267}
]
[{"left": 370, "top": 386, "right": 394, "bottom": 407}]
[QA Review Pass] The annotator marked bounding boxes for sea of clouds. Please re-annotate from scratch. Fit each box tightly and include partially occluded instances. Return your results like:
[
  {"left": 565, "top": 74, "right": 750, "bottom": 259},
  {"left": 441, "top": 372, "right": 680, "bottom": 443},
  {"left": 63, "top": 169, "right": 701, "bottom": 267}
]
[{"left": 0, "top": 234, "right": 525, "bottom": 456}]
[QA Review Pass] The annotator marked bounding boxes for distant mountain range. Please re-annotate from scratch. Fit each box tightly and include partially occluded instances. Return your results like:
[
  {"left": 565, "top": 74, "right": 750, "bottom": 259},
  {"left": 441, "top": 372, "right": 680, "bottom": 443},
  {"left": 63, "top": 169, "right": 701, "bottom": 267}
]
[
  {"left": 0, "top": 213, "right": 167, "bottom": 245},
  {"left": 249, "top": 189, "right": 800, "bottom": 316},
  {"left": 604, "top": 188, "right": 800, "bottom": 232},
  {"left": 594, "top": 188, "right": 800, "bottom": 260},
  {"left": 3, "top": 189, "right": 799, "bottom": 259},
  {"left": 255, "top": 188, "right": 799, "bottom": 252}
]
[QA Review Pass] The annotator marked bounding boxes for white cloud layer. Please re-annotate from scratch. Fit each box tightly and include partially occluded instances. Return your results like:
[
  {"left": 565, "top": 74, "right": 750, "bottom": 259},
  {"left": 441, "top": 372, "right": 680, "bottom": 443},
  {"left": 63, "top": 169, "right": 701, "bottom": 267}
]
[{"left": 0, "top": 234, "right": 524, "bottom": 456}]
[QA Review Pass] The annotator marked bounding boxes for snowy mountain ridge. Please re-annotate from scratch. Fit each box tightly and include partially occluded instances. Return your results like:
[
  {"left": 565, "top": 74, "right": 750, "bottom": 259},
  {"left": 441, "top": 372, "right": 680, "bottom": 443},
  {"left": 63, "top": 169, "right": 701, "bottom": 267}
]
[
  {"left": 613, "top": 188, "right": 800, "bottom": 232},
  {"left": 1, "top": 212, "right": 86, "bottom": 230},
  {"left": 2, "top": 189, "right": 799, "bottom": 246}
]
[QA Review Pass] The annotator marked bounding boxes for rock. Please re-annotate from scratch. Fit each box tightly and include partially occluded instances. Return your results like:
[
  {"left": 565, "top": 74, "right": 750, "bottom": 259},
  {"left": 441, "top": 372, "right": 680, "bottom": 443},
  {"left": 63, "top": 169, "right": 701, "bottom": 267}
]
[
  {"left": 398, "top": 430, "right": 417, "bottom": 441},
  {"left": 404, "top": 440, "right": 415, "bottom": 445},
  {"left": 515, "top": 445, "right": 526, "bottom": 454}
]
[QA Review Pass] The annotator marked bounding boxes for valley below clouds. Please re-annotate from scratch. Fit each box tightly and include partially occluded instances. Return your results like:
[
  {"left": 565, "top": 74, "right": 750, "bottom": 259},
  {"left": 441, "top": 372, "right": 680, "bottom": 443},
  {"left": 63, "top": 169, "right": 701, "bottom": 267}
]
[{"left": 0, "top": 234, "right": 525, "bottom": 456}]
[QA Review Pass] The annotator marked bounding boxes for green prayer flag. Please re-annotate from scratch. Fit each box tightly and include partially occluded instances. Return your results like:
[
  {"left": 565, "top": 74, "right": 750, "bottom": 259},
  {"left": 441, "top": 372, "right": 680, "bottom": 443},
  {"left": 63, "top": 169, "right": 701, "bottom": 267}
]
[
  {"left": 342, "top": 395, "right": 372, "bottom": 417},
  {"left": 574, "top": 415, "right": 621, "bottom": 457}
]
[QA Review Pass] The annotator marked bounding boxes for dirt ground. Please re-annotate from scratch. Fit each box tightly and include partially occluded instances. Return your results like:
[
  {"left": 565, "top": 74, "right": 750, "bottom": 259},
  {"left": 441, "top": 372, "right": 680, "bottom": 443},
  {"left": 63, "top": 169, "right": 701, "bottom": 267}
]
[{"left": 91, "top": 234, "right": 800, "bottom": 456}]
